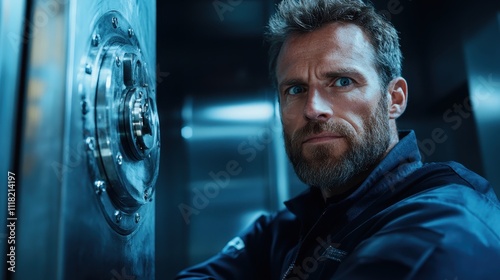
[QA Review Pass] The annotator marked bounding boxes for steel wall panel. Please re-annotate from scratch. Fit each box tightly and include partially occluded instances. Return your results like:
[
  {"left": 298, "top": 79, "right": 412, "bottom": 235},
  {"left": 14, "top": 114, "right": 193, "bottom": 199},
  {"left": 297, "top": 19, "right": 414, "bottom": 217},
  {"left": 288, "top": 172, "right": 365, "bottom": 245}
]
[{"left": 11, "top": 0, "right": 157, "bottom": 279}]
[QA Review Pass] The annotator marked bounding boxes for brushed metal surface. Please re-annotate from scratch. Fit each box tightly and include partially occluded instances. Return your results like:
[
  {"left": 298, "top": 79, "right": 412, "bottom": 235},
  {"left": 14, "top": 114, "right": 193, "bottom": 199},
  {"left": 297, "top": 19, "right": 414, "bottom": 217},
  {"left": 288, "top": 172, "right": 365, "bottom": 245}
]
[
  {"left": 0, "top": 0, "right": 27, "bottom": 277},
  {"left": 14, "top": 0, "right": 157, "bottom": 279}
]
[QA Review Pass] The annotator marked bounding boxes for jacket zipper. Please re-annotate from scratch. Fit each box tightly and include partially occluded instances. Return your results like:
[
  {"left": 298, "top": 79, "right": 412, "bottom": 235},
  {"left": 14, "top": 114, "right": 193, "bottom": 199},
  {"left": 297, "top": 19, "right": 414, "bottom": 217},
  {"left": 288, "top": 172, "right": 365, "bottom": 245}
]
[
  {"left": 281, "top": 237, "right": 301, "bottom": 280},
  {"left": 281, "top": 262, "right": 295, "bottom": 280},
  {"left": 281, "top": 209, "right": 328, "bottom": 280}
]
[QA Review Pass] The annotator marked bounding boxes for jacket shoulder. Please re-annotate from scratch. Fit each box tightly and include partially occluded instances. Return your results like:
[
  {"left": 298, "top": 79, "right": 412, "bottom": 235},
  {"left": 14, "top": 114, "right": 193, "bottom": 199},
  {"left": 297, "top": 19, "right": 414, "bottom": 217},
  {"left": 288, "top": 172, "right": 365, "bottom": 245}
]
[{"left": 403, "top": 161, "right": 499, "bottom": 202}]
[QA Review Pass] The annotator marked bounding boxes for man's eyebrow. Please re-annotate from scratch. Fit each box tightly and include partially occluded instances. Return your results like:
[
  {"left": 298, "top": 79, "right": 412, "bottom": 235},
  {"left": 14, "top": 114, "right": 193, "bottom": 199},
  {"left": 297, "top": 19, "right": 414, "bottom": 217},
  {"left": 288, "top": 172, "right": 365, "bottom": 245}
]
[
  {"left": 278, "top": 68, "right": 366, "bottom": 90},
  {"left": 321, "top": 68, "right": 364, "bottom": 79},
  {"left": 278, "top": 78, "right": 306, "bottom": 91}
]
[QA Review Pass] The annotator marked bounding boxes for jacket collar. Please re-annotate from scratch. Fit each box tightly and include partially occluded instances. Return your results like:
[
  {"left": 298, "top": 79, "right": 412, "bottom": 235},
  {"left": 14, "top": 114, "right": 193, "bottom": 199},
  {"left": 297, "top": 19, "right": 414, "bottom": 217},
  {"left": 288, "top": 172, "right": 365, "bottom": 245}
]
[{"left": 285, "top": 130, "right": 423, "bottom": 223}]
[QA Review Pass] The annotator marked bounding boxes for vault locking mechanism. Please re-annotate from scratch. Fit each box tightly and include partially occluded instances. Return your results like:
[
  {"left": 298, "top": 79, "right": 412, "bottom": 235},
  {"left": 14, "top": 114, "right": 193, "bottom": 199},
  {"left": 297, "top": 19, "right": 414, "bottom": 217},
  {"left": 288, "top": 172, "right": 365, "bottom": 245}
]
[
  {"left": 121, "top": 86, "right": 156, "bottom": 161},
  {"left": 80, "top": 11, "right": 160, "bottom": 235}
]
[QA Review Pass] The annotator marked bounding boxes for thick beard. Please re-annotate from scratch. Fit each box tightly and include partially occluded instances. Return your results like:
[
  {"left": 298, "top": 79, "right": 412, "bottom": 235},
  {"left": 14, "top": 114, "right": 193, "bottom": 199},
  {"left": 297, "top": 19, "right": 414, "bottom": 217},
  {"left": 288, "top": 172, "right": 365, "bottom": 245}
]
[{"left": 284, "top": 96, "right": 391, "bottom": 194}]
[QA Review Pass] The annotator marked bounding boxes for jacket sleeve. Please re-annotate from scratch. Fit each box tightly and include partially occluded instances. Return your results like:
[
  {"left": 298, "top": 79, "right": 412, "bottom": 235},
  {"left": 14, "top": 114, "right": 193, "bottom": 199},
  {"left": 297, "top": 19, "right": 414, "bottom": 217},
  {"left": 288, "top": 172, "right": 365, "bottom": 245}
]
[
  {"left": 175, "top": 214, "right": 274, "bottom": 280},
  {"left": 332, "top": 185, "right": 500, "bottom": 280},
  {"left": 332, "top": 226, "right": 444, "bottom": 279}
]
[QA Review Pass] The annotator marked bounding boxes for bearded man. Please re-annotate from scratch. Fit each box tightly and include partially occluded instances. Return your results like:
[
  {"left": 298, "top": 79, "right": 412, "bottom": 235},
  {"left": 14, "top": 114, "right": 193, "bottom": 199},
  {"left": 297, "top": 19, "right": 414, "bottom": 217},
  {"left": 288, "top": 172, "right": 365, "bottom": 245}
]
[{"left": 177, "top": 0, "right": 500, "bottom": 279}]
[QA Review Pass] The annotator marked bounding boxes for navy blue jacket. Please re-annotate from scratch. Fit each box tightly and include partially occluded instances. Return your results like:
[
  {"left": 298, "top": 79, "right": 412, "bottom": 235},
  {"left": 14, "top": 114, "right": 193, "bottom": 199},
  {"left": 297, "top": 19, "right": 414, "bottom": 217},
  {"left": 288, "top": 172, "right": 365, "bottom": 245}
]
[{"left": 176, "top": 131, "right": 500, "bottom": 279}]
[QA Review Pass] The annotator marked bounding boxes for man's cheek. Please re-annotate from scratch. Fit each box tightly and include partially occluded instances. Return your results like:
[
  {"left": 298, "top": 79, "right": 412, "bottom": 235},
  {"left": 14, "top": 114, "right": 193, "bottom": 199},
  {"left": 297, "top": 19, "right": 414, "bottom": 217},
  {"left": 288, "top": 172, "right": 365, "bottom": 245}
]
[
  {"left": 281, "top": 120, "right": 297, "bottom": 142},
  {"left": 281, "top": 99, "right": 303, "bottom": 122}
]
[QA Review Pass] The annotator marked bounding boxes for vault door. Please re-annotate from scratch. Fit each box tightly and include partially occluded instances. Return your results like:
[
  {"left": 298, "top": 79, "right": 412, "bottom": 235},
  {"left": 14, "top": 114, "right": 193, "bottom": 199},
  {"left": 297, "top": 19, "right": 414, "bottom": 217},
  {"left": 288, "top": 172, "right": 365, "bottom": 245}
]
[
  {"left": 14, "top": 1, "right": 158, "bottom": 279},
  {"left": 82, "top": 11, "right": 160, "bottom": 236}
]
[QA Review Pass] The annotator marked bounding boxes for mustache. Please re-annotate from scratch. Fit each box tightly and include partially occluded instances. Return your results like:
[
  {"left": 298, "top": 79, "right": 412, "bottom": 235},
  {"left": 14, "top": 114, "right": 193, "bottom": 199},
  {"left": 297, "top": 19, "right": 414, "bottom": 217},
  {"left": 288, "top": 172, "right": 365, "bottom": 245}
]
[{"left": 291, "top": 121, "right": 353, "bottom": 144}]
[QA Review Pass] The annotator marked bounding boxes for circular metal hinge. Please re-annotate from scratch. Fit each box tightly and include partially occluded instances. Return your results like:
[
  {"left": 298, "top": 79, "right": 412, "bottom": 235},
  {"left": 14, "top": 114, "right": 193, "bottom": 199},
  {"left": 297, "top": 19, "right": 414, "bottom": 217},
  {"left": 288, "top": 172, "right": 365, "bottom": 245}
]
[{"left": 79, "top": 11, "right": 159, "bottom": 235}]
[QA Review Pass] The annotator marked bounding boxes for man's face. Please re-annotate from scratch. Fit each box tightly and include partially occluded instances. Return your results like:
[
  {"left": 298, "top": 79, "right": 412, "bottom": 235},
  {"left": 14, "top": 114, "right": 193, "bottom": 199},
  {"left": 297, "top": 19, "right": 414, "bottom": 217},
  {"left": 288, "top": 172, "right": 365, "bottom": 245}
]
[{"left": 276, "top": 22, "right": 392, "bottom": 196}]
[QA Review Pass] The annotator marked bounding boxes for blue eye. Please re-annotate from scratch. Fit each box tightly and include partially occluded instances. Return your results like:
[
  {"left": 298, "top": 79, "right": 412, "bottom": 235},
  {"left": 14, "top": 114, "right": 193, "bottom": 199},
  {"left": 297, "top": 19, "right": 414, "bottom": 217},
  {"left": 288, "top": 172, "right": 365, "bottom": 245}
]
[
  {"left": 334, "top": 77, "right": 353, "bottom": 87},
  {"left": 286, "top": 85, "right": 306, "bottom": 95}
]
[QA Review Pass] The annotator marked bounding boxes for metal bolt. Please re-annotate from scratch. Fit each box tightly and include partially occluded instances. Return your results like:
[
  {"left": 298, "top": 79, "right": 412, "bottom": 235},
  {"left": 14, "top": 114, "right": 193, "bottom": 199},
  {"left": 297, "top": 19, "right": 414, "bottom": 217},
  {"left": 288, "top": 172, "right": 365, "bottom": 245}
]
[
  {"left": 116, "top": 153, "right": 123, "bottom": 165},
  {"left": 114, "top": 211, "right": 122, "bottom": 223},
  {"left": 85, "top": 137, "right": 95, "bottom": 151},
  {"left": 94, "top": 180, "right": 106, "bottom": 195},
  {"left": 85, "top": 63, "right": 92, "bottom": 74},
  {"left": 111, "top": 17, "right": 118, "bottom": 28},
  {"left": 115, "top": 56, "right": 121, "bottom": 67},
  {"left": 81, "top": 100, "right": 89, "bottom": 115},
  {"left": 128, "top": 28, "right": 134, "bottom": 37},
  {"left": 135, "top": 213, "right": 140, "bottom": 223},
  {"left": 92, "top": 34, "right": 101, "bottom": 46}
]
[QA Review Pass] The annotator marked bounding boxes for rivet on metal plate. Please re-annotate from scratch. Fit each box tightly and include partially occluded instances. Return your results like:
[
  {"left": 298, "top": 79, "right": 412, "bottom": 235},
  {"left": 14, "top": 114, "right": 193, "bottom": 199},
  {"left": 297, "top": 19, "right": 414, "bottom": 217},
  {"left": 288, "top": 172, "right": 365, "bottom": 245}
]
[
  {"left": 85, "top": 63, "right": 92, "bottom": 74},
  {"left": 116, "top": 153, "right": 123, "bottom": 165},
  {"left": 111, "top": 17, "right": 118, "bottom": 28},
  {"left": 86, "top": 137, "right": 95, "bottom": 151},
  {"left": 114, "top": 211, "right": 122, "bottom": 223},
  {"left": 91, "top": 34, "right": 100, "bottom": 47},
  {"left": 94, "top": 180, "right": 106, "bottom": 195}
]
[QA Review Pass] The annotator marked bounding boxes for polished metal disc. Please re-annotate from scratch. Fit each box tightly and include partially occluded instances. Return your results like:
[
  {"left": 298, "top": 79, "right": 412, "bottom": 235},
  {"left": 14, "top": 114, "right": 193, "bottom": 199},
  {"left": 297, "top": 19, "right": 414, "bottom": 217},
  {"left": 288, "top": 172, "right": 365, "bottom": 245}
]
[{"left": 80, "top": 11, "right": 159, "bottom": 234}]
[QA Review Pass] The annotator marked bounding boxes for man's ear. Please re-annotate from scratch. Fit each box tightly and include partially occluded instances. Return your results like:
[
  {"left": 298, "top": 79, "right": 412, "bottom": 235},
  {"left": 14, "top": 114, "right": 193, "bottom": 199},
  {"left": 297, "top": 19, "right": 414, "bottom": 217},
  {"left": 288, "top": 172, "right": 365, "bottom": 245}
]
[{"left": 387, "top": 77, "right": 408, "bottom": 119}]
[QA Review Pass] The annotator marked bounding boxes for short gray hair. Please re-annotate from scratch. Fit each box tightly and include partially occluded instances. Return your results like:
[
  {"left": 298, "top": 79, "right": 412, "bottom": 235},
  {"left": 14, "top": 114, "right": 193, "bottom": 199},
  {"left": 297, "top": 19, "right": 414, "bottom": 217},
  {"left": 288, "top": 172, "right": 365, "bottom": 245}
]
[{"left": 266, "top": 0, "right": 402, "bottom": 89}]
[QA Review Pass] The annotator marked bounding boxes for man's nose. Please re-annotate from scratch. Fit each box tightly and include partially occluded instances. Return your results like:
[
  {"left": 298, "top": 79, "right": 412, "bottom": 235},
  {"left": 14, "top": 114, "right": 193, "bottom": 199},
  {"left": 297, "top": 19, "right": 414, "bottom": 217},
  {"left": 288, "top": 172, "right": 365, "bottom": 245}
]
[{"left": 303, "top": 89, "right": 333, "bottom": 121}]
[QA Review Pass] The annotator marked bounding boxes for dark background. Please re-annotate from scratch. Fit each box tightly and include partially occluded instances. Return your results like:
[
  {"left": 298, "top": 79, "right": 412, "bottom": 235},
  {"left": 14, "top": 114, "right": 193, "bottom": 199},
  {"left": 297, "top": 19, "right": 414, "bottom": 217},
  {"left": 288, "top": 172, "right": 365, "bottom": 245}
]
[{"left": 154, "top": 0, "right": 500, "bottom": 278}]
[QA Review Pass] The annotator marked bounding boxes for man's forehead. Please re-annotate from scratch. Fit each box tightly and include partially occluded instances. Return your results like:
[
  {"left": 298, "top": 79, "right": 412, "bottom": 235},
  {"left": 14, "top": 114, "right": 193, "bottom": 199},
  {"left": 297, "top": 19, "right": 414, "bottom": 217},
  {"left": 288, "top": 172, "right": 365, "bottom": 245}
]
[
  {"left": 286, "top": 22, "right": 371, "bottom": 46},
  {"left": 276, "top": 22, "right": 377, "bottom": 79}
]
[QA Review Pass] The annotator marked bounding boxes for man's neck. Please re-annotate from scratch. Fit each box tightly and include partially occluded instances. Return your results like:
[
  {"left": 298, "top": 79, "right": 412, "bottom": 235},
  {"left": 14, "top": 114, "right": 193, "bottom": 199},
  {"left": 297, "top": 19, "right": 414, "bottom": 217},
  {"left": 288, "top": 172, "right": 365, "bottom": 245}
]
[{"left": 320, "top": 165, "right": 375, "bottom": 202}]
